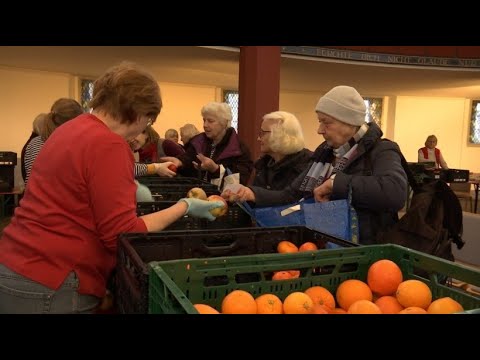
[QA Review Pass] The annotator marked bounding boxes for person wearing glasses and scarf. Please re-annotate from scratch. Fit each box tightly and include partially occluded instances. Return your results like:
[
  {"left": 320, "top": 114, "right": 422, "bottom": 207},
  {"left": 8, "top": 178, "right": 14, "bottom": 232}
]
[
  {"left": 223, "top": 85, "right": 407, "bottom": 245},
  {"left": 253, "top": 111, "right": 312, "bottom": 190}
]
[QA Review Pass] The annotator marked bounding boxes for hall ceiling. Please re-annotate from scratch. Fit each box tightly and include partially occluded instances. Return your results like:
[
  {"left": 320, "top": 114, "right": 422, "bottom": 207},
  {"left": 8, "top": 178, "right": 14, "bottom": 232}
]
[{"left": 1, "top": 46, "right": 479, "bottom": 98}]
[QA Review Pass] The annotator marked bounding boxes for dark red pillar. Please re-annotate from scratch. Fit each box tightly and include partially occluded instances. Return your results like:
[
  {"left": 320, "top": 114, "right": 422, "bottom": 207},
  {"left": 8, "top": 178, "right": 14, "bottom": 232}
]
[{"left": 237, "top": 46, "right": 281, "bottom": 162}]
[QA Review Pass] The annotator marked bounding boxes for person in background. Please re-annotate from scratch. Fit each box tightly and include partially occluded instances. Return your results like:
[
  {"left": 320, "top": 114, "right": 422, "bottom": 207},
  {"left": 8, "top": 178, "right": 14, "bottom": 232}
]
[
  {"left": 163, "top": 102, "right": 254, "bottom": 185},
  {"left": 223, "top": 85, "right": 407, "bottom": 245},
  {"left": 23, "top": 99, "right": 84, "bottom": 186},
  {"left": 131, "top": 125, "right": 184, "bottom": 163},
  {"left": 0, "top": 61, "right": 222, "bottom": 314},
  {"left": 164, "top": 128, "right": 179, "bottom": 143},
  {"left": 418, "top": 135, "right": 449, "bottom": 169},
  {"left": 21, "top": 112, "right": 47, "bottom": 182},
  {"left": 179, "top": 123, "right": 200, "bottom": 148},
  {"left": 253, "top": 111, "right": 312, "bottom": 190}
]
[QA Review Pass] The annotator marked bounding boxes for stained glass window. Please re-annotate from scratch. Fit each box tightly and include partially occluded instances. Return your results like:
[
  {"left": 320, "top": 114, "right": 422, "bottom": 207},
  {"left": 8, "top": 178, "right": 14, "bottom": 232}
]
[
  {"left": 470, "top": 100, "right": 480, "bottom": 144},
  {"left": 80, "top": 79, "right": 94, "bottom": 112},
  {"left": 364, "top": 97, "right": 383, "bottom": 127},
  {"left": 223, "top": 90, "right": 239, "bottom": 131}
]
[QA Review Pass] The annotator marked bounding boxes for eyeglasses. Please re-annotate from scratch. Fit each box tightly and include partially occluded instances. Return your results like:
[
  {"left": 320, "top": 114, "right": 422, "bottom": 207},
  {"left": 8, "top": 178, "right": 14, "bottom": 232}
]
[{"left": 258, "top": 129, "right": 272, "bottom": 137}]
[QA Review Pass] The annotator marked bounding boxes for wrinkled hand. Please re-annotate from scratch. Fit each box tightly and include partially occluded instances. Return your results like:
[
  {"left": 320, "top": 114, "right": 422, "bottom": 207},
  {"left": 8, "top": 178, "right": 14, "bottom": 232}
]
[
  {"left": 221, "top": 185, "right": 255, "bottom": 203},
  {"left": 153, "top": 162, "right": 176, "bottom": 177},
  {"left": 313, "top": 181, "right": 333, "bottom": 202},
  {"left": 178, "top": 198, "right": 224, "bottom": 221},
  {"left": 193, "top": 154, "right": 219, "bottom": 173}
]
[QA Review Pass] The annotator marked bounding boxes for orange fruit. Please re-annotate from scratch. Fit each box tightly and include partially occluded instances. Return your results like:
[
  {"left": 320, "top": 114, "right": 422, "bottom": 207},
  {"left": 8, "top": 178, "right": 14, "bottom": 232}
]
[
  {"left": 398, "top": 306, "right": 428, "bottom": 314},
  {"left": 367, "top": 259, "right": 403, "bottom": 296},
  {"left": 255, "top": 294, "right": 283, "bottom": 314},
  {"left": 336, "top": 279, "right": 373, "bottom": 311},
  {"left": 427, "top": 297, "right": 464, "bottom": 314},
  {"left": 331, "top": 308, "right": 348, "bottom": 314},
  {"left": 347, "top": 300, "right": 383, "bottom": 314},
  {"left": 277, "top": 241, "right": 299, "bottom": 253},
  {"left": 288, "top": 270, "right": 300, "bottom": 278},
  {"left": 299, "top": 242, "right": 318, "bottom": 251},
  {"left": 283, "top": 292, "right": 314, "bottom": 314},
  {"left": 272, "top": 271, "right": 294, "bottom": 280},
  {"left": 194, "top": 304, "right": 220, "bottom": 314},
  {"left": 396, "top": 280, "right": 432, "bottom": 309},
  {"left": 221, "top": 290, "right": 257, "bottom": 314},
  {"left": 312, "top": 304, "right": 331, "bottom": 314},
  {"left": 304, "top": 286, "right": 335, "bottom": 309},
  {"left": 374, "top": 296, "right": 404, "bottom": 314}
]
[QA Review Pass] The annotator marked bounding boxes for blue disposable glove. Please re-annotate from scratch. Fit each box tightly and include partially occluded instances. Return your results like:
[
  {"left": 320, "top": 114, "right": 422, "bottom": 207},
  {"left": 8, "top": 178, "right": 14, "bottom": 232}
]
[
  {"left": 135, "top": 180, "right": 154, "bottom": 202},
  {"left": 178, "top": 198, "right": 224, "bottom": 221}
]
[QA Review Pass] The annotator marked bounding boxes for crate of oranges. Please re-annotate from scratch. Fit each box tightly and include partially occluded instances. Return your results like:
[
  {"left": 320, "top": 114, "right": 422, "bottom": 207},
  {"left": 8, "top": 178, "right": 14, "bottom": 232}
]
[{"left": 148, "top": 244, "right": 480, "bottom": 314}]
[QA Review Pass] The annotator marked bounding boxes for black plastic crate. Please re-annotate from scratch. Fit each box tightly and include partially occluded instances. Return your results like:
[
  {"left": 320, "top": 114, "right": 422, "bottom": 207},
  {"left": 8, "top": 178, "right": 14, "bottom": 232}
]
[
  {"left": 147, "top": 184, "right": 220, "bottom": 201},
  {"left": 136, "top": 202, "right": 252, "bottom": 231},
  {"left": 115, "top": 226, "right": 357, "bottom": 314},
  {"left": 137, "top": 176, "right": 213, "bottom": 187}
]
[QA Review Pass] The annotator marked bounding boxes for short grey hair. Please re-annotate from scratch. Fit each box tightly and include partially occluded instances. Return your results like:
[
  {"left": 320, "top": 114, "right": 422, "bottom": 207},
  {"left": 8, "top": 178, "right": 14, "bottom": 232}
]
[
  {"left": 263, "top": 111, "right": 305, "bottom": 155},
  {"left": 201, "top": 102, "right": 232, "bottom": 128}
]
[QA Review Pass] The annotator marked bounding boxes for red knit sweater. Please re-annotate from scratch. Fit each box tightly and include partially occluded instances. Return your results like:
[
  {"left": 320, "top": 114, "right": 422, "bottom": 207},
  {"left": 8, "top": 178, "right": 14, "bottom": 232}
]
[{"left": 0, "top": 114, "right": 147, "bottom": 297}]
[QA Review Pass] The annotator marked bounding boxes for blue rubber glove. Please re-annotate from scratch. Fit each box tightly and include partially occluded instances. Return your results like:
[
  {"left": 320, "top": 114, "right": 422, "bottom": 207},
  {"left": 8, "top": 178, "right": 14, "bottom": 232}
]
[
  {"left": 135, "top": 180, "right": 154, "bottom": 202},
  {"left": 178, "top": 198, "right": 224, "bottom": 221}
]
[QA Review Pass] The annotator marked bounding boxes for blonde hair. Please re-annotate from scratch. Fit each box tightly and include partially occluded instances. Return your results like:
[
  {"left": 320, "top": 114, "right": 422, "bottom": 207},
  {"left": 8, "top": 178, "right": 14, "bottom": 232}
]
[
  {"left": 164, "top": 128, "right": 178, "bottom": 140},
  {"left": 180, "top": 123, "right": 200, "bottom": 143},
  {"left": 263, "top": 111, "right": 305, "bottom": 155},
  {"left": 201, "top": 102, "right": 232, "bottom": 128},
  {"left": 33, "top": 113, "right": 47, "bottom": 134}
]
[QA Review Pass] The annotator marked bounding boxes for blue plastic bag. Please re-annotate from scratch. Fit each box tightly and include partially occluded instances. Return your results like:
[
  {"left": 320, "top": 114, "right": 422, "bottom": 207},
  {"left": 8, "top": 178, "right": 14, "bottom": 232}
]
[{"left": 240, "top": 197, "right": 359, "bottom": 245}]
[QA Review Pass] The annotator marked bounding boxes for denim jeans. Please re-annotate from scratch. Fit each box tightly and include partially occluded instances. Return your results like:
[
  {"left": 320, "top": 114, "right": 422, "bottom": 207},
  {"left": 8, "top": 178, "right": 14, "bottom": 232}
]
[{"left": 0, "top": 264, "right": 101, "bottom": 314}]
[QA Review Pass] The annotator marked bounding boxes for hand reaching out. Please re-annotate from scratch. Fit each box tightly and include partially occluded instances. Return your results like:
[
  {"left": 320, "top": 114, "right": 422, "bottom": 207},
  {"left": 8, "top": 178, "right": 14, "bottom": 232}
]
[
  {"left": 313, "top": 180, "right": 333, "bottom": 202},
  {"left": 193, "top": 154, "right": 219, "bottom": 173},
  {"left": 221, "top": 185, "right": 256, "bottom": 203},
  {"left": 153, "top": 162, "right": 176, "bottom": 177},
  {"left": 159, "top": 156, "right": 182, "bottom": 168},
  {"left": 178, "top": 198, "right": 224, "bottom": 221}
]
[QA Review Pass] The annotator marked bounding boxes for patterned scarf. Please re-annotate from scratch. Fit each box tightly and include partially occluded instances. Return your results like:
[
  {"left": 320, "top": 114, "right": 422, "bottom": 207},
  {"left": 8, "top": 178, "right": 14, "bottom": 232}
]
[{"left": 299, "top": 123, "right": 369, "bottom": 196}]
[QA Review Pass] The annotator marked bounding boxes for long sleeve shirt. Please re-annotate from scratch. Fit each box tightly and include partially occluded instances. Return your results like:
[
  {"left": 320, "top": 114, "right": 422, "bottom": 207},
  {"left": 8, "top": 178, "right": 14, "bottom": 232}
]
[{"left": 0, "top": 114, "right": 147, "bottom": 298}]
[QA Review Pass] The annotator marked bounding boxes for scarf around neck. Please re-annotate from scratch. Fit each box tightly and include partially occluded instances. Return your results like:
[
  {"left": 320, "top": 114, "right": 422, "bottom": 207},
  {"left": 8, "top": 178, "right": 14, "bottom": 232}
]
[{"left": 299, "top": 123, "right": 369, "bottom": 196}]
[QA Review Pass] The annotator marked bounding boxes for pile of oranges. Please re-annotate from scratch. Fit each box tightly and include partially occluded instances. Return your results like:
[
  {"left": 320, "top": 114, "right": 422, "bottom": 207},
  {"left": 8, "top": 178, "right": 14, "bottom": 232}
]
[{"left": 193, "top": 257, "right": 465, "bottom": 314}]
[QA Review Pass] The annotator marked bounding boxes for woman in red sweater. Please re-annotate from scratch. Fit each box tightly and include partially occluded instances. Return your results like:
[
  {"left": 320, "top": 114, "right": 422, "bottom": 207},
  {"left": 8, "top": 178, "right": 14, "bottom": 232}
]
[{"left": 0, "top": 62, "right": 222, "bottom": 314}]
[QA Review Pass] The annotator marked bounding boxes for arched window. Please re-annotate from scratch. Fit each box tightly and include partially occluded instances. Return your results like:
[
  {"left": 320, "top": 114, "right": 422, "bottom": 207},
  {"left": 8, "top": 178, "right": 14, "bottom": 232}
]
[
  {"left": 223, "top": 90, "right": 239, "bottom": 131},
  {"left": 470, "top": 100, "right": 480, "bottom": 144},
  {"left": 80, "top": 79, "right": 95, "bottom": 112},
  {"left": 364, "top": 97, "right": 383, "bottom": 127}
]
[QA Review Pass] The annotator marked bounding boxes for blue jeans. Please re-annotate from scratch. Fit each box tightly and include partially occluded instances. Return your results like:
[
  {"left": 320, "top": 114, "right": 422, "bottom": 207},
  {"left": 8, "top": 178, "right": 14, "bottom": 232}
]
[{"left": 0, "top": 264, "right": 100, "bottom": 314}]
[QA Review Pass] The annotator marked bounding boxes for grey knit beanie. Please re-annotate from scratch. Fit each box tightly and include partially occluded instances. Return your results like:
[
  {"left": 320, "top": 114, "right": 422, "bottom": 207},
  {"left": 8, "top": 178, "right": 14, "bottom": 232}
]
[{"left": 315, "top": 85, "right": 366, "bottom": 126}]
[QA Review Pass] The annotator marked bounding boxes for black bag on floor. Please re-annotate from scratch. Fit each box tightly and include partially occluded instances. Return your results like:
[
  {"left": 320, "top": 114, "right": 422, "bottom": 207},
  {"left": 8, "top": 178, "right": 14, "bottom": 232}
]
[{"left": 372, "top": 141, "right": 465, "bottom": 261}]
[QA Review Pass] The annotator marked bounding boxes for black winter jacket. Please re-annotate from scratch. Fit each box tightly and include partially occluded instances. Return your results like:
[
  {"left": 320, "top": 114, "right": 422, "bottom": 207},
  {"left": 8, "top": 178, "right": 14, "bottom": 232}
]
[
  {"left": 253, "top": 148, "right": 313, "bottom": 190},
  {"left": 250, "top": 123, "right": 408, "bottom": 244}
]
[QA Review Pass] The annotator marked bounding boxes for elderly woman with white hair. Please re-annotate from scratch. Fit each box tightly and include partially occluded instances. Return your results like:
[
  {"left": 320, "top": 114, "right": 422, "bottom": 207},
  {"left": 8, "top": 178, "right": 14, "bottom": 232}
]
[
  {"left": 223, "top": 86, "right": 408, "bottom": 245},
  {"left": 253, "top": 111, "right": 312, "bottom": 190},
  {"left": 164, "top": 102, "right": 254, "bottom": 185}
]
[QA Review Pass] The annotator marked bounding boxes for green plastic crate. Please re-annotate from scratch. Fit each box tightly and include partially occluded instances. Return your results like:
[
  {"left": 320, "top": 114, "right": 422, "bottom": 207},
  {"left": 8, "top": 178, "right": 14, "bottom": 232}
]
[{"left": 148, "top": 244, "right": 480, "bottom": 314}]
